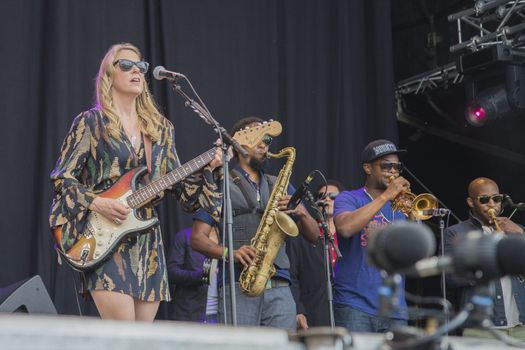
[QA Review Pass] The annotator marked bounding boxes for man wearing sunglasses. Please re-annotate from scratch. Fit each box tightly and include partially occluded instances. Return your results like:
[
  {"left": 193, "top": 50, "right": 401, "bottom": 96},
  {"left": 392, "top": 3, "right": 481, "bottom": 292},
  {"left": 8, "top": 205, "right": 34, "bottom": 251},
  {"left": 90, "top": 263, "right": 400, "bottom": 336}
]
[
  {"left": 444, "top": 177, "right": 525, "bottom": 340},
  {"left": 190, "top": 116, "right": 319, "bottom": 330},
  {"left": 287, "top": 179, "right": 344, "bottom": 329},
  {"left": 333, "top": 139, "right": 410, "bottom": 333}
]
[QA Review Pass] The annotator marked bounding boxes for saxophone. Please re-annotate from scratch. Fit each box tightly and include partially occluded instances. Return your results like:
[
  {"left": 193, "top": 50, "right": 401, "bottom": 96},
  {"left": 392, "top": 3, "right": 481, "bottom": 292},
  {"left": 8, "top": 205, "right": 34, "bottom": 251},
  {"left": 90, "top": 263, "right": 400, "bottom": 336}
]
[{"left": 239, "top": 147, "right": 299, "bottom": 297}]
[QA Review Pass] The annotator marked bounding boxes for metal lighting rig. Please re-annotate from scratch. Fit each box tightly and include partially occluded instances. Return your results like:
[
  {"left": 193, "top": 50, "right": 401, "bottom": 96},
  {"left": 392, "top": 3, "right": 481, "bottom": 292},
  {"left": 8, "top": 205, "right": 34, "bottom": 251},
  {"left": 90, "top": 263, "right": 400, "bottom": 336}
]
[{"left": 396, "top": 0, "right": 525, "bottom": 97}]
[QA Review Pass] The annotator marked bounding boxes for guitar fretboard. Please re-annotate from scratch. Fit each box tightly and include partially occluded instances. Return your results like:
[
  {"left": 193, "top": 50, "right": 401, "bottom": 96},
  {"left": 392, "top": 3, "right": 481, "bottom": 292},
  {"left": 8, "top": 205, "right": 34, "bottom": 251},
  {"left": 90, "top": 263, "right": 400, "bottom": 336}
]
[{"left": 127, "top": 148, "right": 216, "bottom": 208}]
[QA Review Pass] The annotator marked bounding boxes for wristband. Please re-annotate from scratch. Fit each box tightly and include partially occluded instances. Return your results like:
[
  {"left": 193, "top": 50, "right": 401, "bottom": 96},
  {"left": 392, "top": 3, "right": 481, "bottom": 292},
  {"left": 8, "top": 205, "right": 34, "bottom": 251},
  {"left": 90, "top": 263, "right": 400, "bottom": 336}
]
[{"left": 223, "top": 247, "right": 229, "bottom": 262}]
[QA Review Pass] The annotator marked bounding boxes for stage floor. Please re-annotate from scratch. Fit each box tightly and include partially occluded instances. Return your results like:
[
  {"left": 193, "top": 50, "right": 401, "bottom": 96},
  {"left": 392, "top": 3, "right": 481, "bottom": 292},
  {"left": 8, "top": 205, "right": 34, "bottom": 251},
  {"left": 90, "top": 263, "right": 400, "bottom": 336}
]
[{"left": 0, "top": 314, "right": 517, "bottom": 350}]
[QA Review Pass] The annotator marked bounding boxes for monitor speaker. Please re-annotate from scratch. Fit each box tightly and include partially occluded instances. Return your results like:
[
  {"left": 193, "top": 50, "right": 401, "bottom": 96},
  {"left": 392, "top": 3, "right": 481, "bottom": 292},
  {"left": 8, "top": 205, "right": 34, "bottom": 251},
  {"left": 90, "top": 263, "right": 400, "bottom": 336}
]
[{"left": 0, "top": 275, "right": 57, "bottom": 314}]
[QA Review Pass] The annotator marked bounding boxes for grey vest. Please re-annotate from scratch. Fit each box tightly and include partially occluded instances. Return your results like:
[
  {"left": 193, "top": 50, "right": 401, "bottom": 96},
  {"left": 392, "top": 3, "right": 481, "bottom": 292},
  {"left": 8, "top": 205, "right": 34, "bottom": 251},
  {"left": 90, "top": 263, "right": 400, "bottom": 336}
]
[{"left": 227, "top": 169, "right": 290, "bottom": 269}]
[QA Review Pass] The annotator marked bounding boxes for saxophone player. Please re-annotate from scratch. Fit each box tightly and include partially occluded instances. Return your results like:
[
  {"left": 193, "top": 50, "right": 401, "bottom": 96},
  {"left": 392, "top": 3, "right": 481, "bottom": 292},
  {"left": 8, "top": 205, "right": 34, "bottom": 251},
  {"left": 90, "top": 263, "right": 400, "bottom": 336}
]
[
  {"left": 333, "top": 139, "right": 410, "bottom": 332},
  {"left": 190, "top": 117, "right": 319, "bottom": 330},
  {"left": 443, "top": 177, "right": 525, "bottom": 340}
]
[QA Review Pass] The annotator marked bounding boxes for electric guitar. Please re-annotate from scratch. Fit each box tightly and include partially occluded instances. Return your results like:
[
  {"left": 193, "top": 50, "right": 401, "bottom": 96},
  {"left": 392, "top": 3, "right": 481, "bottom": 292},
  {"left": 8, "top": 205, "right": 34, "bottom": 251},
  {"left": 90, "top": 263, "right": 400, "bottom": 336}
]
[{"left": 53, "top": 120, "right": 282, "bottom": 271}]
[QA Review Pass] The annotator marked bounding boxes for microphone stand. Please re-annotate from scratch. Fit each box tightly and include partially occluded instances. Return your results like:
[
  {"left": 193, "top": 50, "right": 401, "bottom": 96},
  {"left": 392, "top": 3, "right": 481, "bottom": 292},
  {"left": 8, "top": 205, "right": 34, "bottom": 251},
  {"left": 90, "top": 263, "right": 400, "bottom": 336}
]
[
  {"left": 383, "top": 282, "right": 525, "bottom": 349},
  {"left": 404, "top": 166, "right": 457, "bottom": 331},
  {"left": 303, "top": 191, "right": 342, "bottom": 328},
  {"left": 378, "top": 271, "right": 403, "bottom": 319},
  {"left": 436, "top": 210, "right": 450, "bottom": 333},
  {"left": 170, "top": 79, "right": 247, "bottom": 326}
]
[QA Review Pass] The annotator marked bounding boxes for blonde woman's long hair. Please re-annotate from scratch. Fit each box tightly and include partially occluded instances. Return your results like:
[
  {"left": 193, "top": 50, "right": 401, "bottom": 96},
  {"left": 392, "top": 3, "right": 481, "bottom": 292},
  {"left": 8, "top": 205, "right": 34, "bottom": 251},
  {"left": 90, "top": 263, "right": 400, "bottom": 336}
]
[{"left": 95, "top": 43, "right": 162, "bottom": 142}]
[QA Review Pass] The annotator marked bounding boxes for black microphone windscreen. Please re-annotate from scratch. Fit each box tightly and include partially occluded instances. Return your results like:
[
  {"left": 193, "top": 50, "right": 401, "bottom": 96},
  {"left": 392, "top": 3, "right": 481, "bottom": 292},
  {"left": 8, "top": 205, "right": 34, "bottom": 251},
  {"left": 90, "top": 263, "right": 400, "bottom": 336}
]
[
  {"left": 497, "top": 235, "right": 525, "bottom": 276},
  {"left": 368, "top": 221, "right": 436, "bottom": 272}
]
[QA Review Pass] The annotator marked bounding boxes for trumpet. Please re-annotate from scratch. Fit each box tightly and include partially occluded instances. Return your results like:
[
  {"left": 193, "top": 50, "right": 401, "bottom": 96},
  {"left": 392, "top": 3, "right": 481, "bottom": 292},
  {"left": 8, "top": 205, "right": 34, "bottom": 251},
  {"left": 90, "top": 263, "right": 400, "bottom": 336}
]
[
  {"left": 487, "top": 208, "right": 502, "bottom": 232},
  {"left": 389, "top": 176, "right": 438, "bottom": 221}
]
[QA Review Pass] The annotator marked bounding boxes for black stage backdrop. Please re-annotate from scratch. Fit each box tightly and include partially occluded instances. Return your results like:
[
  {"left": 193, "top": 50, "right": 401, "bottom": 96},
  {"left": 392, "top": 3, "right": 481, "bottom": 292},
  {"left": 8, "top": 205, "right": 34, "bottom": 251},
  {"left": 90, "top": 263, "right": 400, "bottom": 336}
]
[{"left": 0, "top": 0, "right": 398, "bottom": 317}]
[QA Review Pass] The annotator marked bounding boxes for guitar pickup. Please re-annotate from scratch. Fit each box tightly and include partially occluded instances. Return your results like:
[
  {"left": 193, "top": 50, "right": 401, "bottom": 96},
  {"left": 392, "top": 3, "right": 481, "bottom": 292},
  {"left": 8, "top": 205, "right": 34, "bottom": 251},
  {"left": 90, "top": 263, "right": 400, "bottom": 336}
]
[
  {"left": 80, "top": 245, "right": 91, "bottom": 264},
  {"left": 84, "top": 225, "right": 94, "bottom": 239}
]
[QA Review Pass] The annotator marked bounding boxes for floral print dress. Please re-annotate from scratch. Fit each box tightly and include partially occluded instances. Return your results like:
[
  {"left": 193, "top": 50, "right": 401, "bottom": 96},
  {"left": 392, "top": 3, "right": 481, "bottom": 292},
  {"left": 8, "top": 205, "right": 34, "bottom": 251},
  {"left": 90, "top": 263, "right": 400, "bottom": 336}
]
[{"left": 49, "top": 109, "right": 222, "bottom": 301}]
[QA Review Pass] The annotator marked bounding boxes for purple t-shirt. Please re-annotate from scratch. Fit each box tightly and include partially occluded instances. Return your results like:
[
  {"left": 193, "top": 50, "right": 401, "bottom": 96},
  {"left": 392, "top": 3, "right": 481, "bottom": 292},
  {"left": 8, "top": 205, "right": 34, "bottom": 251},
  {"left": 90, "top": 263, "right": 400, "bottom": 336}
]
[{"left": 333, "top": 187, "right": 408, "bottom": 319}]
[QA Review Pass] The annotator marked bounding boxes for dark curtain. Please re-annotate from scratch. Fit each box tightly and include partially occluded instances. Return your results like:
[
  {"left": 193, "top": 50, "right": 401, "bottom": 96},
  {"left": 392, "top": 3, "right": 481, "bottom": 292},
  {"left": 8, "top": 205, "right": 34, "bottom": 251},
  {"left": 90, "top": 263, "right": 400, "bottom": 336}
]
[{"left": 0, "top": 0, "right": 396, "bottom": 317}]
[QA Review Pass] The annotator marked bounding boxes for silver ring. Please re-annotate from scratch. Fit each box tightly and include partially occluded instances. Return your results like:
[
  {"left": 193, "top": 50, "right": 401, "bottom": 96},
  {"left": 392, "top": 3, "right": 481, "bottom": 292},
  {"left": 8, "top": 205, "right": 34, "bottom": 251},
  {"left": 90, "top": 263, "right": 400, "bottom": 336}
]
[{"left": 114, "top": 218, "right": 121, "bottom": 225}]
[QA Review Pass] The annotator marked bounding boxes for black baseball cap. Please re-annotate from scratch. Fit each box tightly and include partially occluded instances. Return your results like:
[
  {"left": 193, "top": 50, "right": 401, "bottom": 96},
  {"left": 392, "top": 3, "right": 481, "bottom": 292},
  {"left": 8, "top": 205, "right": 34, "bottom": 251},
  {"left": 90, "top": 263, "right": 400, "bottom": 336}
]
[{"left": 362, "top": 139, "right": 407, "bottom": 163}]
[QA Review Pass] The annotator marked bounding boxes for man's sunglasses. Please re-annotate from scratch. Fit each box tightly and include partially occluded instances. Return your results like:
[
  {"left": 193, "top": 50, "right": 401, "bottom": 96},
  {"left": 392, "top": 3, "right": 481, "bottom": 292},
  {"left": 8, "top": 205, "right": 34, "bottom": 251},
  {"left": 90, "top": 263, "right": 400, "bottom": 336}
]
[
  {"left": 262, "top": 135, "right": 273, "bottom": 146},
  {"left": 378, "top": 161, "right": 404, "bottom": 173},
  {"left": 113, "top": 59, "right": 149, "bottom": 74},
  {"left": 476, "top": 194, "right": 505, "bottom": 204},
  {"left": 317, "top": 192, "right": 338, "bottom": 201}
]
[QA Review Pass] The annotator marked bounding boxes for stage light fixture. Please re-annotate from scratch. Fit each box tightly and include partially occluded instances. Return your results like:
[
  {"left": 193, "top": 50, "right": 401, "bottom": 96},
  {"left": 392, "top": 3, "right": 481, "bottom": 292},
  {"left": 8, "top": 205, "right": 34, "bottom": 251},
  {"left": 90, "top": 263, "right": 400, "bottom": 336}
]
[
  {"left": 465, "top": 106, "right": 486, "bottom": 126},
  {"left": 464, "top": 64, "right": 525, "bottom": 127},
  {"left": 465, "top": 85, "right": 512, "bottom": 127}
]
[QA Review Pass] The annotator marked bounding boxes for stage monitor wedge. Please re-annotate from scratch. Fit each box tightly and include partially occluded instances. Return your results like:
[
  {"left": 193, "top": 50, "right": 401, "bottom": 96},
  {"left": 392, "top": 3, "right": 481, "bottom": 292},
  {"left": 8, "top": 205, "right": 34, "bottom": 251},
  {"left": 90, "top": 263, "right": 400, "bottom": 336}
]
[{"left": 0, "top": 275, "right": 57, "bottom": 314}]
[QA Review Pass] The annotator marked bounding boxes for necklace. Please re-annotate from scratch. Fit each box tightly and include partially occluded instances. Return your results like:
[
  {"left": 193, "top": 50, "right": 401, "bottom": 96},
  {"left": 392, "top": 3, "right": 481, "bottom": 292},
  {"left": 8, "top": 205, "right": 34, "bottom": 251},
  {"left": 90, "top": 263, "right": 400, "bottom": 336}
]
[
  {"left": 363, "top": 187, "right": 395, "bottom": 223},
  {"left": 120, "top": 117, "right": 140, "bottom": 152},
  {"left": 241, "top": 170, "right": 262, "bottom": 203}
]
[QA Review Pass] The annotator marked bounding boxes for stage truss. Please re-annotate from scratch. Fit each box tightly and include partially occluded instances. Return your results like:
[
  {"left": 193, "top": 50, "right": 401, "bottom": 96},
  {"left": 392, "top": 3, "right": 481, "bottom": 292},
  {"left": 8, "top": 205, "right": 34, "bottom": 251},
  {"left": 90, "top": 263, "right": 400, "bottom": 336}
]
[{"left": 396, "top": 0, "right": 525, "bottom": 98}]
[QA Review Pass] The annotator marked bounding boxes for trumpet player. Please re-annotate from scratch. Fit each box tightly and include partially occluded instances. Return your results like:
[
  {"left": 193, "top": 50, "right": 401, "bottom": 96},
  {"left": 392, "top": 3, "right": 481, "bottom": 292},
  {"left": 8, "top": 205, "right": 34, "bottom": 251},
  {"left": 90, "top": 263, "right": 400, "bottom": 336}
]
[
  {"left": 333, "top": 139, "right": 410, "bottom": 332},
  {"left": 444, "top": 177, "right": 525, "bottom": 340}
]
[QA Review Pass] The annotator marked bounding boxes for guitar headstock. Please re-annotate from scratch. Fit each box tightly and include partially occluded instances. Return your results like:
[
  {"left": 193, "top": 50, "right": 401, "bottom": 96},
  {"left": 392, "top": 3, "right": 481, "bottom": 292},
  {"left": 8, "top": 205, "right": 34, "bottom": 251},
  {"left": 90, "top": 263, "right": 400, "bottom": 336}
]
[{"left": 233, "top": 120, "right": 283, "bottom": 148}]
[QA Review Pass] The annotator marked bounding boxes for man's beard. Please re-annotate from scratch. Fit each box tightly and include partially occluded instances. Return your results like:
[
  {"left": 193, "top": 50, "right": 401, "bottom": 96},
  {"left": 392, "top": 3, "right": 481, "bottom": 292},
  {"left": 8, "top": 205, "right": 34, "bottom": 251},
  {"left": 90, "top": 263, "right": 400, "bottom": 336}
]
[{"left": 249, "top": 156, "right": 268, "bottom": 172}]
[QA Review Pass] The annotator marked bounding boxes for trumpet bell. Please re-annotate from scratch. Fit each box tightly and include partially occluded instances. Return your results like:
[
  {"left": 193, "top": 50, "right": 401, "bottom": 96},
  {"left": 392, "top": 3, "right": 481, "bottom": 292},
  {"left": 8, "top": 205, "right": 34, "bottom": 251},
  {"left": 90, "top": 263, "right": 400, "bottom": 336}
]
[{"left": 412, "top": 193, "right": 439, "bottom": 221}]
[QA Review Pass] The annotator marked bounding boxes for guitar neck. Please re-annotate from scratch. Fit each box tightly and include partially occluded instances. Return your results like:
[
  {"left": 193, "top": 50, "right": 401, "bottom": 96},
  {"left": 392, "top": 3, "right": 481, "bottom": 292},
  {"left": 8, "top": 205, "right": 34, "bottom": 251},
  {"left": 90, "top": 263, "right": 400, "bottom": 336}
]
[{"left": 127, "top": 148, "right": 216, "bottom": 208}]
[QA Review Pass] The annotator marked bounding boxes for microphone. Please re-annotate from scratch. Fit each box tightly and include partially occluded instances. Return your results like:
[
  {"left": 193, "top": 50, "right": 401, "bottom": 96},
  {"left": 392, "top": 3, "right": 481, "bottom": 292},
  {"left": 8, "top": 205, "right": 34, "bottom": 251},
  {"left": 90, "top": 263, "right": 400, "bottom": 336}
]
[
  {"left": 418, "top": 208, "right": 450, "bottom": 217},
  {"left": 367, "top": 222, "right": 436, "bottom": 273},
  {"left": 504, "top": 195, "right": 525, "bottom": 211},
  {"left": 515, "top": 203, "right": 525, "bottom": 211},
  {"left": 286, "top": 171, "right": 315, "bottom": 210},
  {"left": 153, "top": 66, "right": 185, "bottom": 81},
  {"left": 399, "top": 230, "right": 525, "bottom": 281}
]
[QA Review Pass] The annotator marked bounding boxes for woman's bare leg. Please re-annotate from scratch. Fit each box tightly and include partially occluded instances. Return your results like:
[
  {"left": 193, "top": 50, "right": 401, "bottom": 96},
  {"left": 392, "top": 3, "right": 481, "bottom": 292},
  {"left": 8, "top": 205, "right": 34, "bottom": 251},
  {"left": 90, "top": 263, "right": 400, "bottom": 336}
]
[
  {"left": 90, "top": 290, "right": 135, "bottom": 320},
  {"left": 134, "top": 299, "right": 160, "bottom": 322}
]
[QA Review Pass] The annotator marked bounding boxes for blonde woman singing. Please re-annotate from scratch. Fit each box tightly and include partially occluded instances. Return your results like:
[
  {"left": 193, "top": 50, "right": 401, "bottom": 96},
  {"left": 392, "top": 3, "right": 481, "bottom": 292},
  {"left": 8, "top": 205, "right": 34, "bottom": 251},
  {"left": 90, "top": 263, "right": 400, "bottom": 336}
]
[{"left": 49, "top": 43, "right": 223, "bottom": 321}]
